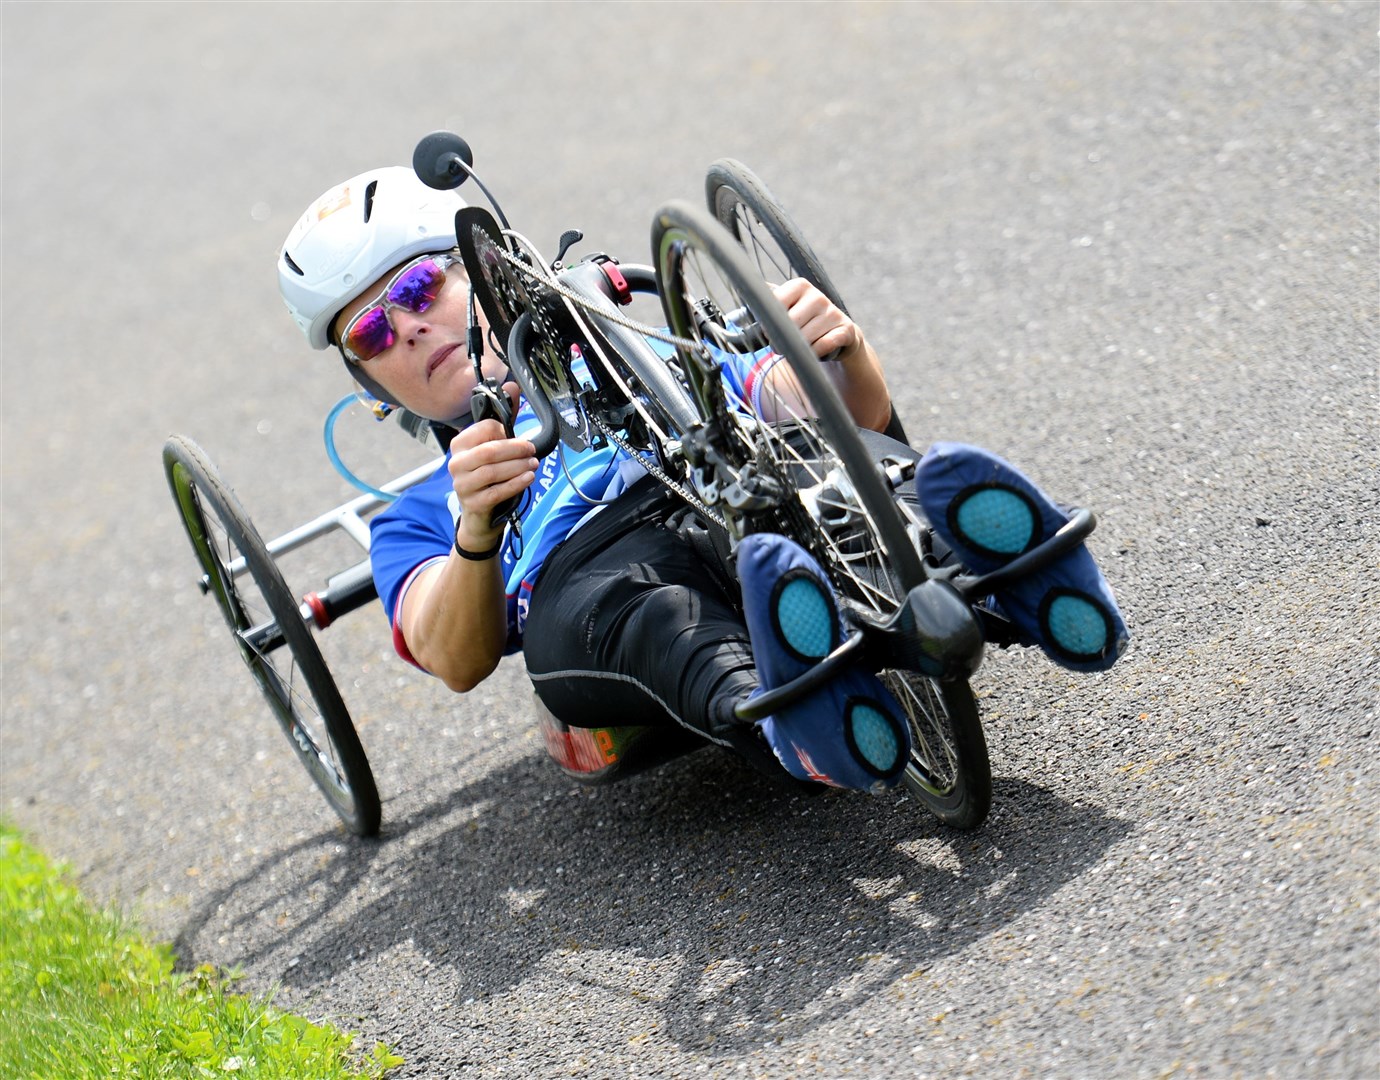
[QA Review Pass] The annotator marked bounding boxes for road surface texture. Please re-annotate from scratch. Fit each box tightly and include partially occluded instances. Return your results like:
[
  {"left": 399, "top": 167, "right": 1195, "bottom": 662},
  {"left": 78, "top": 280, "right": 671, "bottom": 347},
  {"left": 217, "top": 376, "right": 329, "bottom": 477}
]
[{"left": 3, "top": 2, "right": 1375, "bottom": 1077}]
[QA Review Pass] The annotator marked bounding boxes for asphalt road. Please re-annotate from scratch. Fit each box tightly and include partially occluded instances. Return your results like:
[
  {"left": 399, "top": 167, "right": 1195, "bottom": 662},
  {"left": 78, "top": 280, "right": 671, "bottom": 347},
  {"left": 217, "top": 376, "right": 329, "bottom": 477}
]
[{"left": 3, "top": 2, "right": 1376, "bottom": 1077}]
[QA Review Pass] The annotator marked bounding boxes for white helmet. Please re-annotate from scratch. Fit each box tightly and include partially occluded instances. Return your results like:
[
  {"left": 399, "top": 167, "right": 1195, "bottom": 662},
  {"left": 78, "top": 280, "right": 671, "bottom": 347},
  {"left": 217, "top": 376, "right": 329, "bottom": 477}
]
[{"left": 278, "top": 166, "right": 466, "bottom": 350}]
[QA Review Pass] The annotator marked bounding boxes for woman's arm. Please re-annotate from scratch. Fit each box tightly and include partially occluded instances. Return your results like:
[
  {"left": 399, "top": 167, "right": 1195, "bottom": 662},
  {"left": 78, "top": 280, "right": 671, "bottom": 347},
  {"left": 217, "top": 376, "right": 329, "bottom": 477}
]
[
  {"left": 396, "top": 418, "right": 538, "bottom": 692},
  {"left": 766, "top": 278, "right": 894, "bottom": 432}
]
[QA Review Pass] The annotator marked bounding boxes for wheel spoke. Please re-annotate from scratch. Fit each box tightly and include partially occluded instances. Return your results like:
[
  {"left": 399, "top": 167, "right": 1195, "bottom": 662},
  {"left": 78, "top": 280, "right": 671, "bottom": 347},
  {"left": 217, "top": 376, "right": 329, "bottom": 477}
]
[
  {"left": 232, "top": 587, "right": 345, "bottom": 783},
  {"left": 734, "top": 205, "right": 790, "bottom": 283}
]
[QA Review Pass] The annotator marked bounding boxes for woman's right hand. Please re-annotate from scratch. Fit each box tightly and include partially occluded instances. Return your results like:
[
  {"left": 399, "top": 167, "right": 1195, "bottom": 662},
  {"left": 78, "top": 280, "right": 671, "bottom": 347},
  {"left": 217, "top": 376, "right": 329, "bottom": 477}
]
[{"left": 447, "top": 419, "right": 539, "bottom": 553}]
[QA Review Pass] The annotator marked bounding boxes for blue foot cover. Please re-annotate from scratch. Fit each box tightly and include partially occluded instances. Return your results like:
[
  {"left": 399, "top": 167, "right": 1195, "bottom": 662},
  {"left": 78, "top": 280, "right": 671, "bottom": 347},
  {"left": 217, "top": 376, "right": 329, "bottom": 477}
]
[
  {"left": 737, "top": 534, "right": 911, "bottom": 791},
  {"left": 916, "top": 441, "right": 1129, "bottom": 672}
]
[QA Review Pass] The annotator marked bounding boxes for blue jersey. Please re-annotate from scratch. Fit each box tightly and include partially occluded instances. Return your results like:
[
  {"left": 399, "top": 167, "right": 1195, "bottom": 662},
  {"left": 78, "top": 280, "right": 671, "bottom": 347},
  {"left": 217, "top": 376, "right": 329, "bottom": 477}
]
[{"left": 368, "top": 343, "right": 781, "bottom": 669}]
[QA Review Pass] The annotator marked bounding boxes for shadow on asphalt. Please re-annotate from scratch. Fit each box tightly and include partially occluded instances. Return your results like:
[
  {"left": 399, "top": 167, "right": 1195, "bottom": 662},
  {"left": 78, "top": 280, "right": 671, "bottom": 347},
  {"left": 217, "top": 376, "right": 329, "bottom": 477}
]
[{"left": 175, "top": 747, "right": 1130, "bottom": 1056}]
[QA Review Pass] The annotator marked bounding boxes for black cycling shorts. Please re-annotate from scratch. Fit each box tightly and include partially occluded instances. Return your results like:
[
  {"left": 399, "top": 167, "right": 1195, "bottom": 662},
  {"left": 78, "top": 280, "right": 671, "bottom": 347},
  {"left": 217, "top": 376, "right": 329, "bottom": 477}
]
[
  {"left": 522, "top": 478, "right": 757, "bottom": 747},
  {"left": 522, "top": 426, "right": 922, "bottom": 748}
]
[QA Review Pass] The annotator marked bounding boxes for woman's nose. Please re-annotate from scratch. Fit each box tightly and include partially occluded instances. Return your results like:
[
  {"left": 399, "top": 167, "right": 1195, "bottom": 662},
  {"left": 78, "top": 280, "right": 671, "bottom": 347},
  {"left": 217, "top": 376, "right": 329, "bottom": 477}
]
[{"left": 389, "top": 307, "right": 430, "bottom": 343}]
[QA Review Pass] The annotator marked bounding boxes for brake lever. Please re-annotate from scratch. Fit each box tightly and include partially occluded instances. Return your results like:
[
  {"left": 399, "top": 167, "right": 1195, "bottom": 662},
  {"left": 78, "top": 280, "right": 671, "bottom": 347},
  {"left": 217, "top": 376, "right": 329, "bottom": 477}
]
[
  {"left": 470, "top": 376, "right": 515, "bottom": 437},
  {"left": 470, "top": 379, "right": 522, "bottom": 530}
]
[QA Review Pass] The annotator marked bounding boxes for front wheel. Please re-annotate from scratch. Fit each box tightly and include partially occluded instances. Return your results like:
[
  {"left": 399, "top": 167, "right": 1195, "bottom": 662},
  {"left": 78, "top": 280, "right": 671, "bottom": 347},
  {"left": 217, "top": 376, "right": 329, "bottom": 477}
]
[
  {"left": 887, "top": 672, "right": 990, "bottom": 830},
  {"left": 162, "top": 436, "right": 381, "bottom": 836},
  {"left": 651, "top": 202, "right": 991, "bottom": 829},
  {"left": 706, "top": 158, "right": 850, "bottom": 313}
]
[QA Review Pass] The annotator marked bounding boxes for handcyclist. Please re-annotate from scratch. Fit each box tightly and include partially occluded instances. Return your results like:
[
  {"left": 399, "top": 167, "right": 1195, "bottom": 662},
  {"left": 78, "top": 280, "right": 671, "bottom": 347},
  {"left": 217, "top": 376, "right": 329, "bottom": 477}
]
[{"left": 277, "top": 166, "right": 1127, "bottom": 792}]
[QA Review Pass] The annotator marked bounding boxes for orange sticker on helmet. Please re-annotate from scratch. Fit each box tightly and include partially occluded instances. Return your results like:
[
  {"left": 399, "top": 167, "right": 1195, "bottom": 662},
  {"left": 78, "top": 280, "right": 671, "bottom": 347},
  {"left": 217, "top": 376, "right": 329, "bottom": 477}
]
[{"left": 315, "top": 186, "right": 353, "bottom": 221}]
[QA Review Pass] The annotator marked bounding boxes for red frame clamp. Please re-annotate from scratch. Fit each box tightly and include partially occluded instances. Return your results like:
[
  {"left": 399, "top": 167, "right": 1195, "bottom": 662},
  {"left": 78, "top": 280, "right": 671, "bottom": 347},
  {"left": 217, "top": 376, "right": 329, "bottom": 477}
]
[{"left": 597, "top": 260, "right": 632, "bottom": 305}]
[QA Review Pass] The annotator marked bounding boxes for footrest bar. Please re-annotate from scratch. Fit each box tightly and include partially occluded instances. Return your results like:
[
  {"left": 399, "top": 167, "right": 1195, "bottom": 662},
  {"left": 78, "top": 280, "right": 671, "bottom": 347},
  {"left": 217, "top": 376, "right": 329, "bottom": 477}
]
[
  {"left": 955, "top": 507, "right": 1096, "bottom": 600},
  {"left": 733, "top": 630, "right": 867, "bottom": 723}
]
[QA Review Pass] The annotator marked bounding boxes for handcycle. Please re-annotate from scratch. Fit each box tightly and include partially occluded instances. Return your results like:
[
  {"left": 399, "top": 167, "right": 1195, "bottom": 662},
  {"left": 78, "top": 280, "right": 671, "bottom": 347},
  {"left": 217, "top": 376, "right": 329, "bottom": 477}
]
[{"left": 163, "top": 132, "right": 1098, "bottom": 838}]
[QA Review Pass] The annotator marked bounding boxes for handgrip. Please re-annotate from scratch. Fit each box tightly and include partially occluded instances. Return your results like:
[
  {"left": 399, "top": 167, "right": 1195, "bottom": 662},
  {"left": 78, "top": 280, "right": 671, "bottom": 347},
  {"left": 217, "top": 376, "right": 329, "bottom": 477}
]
[{"left": 503, "top": 313, "right": 561, "bottom": 458}]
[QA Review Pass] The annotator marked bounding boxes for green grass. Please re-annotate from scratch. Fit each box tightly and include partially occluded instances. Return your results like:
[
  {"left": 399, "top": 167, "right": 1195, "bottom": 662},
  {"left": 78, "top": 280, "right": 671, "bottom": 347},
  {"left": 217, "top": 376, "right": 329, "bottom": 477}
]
[{"left": 0, "top": 822, "right": 403, "bottom": 1079}]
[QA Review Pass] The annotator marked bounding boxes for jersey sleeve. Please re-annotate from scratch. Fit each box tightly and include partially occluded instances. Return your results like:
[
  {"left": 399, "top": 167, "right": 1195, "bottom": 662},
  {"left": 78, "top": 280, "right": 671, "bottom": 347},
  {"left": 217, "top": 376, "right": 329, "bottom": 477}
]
[
  {"left": 368, "top": 463, "right": 455, "bottom": 648},
  {"left": 646, "top": 335, "right": 781, "bottom": 415}
]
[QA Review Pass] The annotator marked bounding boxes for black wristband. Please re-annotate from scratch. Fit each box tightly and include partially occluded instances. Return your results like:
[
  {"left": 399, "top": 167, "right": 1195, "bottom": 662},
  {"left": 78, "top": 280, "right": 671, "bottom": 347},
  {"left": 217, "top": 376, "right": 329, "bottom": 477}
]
[{"left": 452, "top": 521, "right": 503, "bottom": 561}]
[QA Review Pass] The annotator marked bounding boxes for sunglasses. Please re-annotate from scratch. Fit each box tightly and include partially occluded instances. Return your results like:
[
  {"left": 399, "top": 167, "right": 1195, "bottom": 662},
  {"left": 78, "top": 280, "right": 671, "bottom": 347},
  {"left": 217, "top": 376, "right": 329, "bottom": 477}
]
[{"left": 339, "top": 252, "right": 460, "bottom": 364}]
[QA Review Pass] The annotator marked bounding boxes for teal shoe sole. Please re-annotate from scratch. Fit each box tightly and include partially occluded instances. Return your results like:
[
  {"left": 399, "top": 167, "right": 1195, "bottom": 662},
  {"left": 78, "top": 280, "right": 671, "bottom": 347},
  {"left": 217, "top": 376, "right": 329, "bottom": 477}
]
[
  {"left": 951, "top": 484, "right": 1039, "bottom": 558},
  {"left": 773, "top": 571, "right": 836, "bottom": 662},
  {"left": 1040, "top": 589, "right": 1115, "bottom": 660},
  {"left": 845, "top": 699, "right": 906, "bottom": 776}
]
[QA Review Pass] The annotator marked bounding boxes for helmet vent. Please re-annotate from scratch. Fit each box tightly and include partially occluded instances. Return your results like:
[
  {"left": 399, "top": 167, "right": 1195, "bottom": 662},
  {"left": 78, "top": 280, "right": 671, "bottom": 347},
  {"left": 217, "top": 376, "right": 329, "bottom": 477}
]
[
  {"left": 282, "top": 251, "right": 304, "bottom": 276},
  {"left": 363, "top": 180, "right": 378, "bottom": 223}
]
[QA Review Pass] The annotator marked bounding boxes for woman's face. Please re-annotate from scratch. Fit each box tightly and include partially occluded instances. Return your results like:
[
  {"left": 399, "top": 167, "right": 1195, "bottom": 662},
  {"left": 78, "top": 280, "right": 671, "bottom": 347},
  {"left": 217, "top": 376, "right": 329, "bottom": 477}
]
[{"left": 332, "top": 255, "right": 497, "bottom": 422}]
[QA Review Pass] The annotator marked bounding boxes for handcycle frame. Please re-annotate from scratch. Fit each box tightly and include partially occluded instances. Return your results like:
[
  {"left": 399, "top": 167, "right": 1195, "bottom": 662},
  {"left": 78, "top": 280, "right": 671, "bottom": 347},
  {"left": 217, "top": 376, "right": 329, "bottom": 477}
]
[
  {"left": 163, "top": 135, "right": 1097, "bottom": 838},
  {"left": 234, "top": 461, "right": 436, "bottom": 644}
]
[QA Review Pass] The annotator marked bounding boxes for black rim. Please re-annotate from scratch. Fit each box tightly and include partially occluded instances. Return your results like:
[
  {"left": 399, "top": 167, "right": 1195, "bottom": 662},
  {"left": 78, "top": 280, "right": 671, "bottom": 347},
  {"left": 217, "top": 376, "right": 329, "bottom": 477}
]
[{"left": 706, "top": 159, "right": 850, "bottom": 313}]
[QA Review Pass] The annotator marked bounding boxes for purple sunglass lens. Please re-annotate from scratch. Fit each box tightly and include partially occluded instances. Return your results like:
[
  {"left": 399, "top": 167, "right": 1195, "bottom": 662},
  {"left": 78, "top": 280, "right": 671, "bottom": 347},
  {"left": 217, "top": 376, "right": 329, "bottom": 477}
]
[
  {"left": 386, "top": 260, "right": 446, "bottom": 311},
  {"left": 344, "top": 307, "right": 394, "bottom": 362}
]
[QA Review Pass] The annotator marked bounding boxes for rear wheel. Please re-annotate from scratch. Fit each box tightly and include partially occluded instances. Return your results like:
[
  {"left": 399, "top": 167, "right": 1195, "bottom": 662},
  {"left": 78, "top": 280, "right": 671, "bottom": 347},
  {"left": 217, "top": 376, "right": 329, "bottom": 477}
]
[
  {"left": 163, "top": 436, "right": 381, "bottom": 836},
  {"left": 652, "top": 202, "right": 990, "bottom": 828}
]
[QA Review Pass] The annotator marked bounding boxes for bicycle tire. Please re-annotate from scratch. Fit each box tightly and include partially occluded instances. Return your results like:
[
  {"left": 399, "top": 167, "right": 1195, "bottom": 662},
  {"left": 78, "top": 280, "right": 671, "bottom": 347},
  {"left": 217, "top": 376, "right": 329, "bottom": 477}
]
[
  {"left": 709, "top": 159, "right": 910, "bottom": 444},
  {"left": 706, "top": 159, "right": 850, "bottom": 313},
  {"left": 162, "top": 436, "right": 382, "bottom": 836},
  {"left": 651, "top": 201, "right": 990, "bottom": 828}
]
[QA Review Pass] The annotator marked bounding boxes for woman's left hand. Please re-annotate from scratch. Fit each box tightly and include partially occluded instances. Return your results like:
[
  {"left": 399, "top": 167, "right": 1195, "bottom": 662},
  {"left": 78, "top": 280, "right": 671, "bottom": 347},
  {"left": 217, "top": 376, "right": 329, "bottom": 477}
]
[
  {"left": 771, "top": 278, "right": 861, "bottom": 362},
  {"left": 769, "top": 277, "right": 893, "bottom": 432}
]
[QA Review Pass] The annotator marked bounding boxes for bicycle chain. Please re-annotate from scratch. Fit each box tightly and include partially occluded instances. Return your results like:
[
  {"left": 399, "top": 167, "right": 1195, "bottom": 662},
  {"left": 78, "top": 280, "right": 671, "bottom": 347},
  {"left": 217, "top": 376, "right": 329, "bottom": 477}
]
[
  {"left": 495, "top": 237, "right": 916, "bottom": 633},
  {"left": 586, "top": 408, "right": 729, "bottom": 532},
  {"left": 498, "top": 246, "right": 702, "bottom": 354}
]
